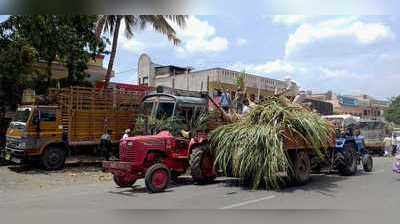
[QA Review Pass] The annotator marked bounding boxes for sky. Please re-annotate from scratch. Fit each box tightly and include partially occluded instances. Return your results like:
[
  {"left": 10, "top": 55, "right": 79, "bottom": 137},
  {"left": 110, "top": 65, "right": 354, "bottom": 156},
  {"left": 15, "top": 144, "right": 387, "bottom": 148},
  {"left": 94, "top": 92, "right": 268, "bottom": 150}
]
[{"left": 108, "top": 14, "right": 400, "bottom": 100}]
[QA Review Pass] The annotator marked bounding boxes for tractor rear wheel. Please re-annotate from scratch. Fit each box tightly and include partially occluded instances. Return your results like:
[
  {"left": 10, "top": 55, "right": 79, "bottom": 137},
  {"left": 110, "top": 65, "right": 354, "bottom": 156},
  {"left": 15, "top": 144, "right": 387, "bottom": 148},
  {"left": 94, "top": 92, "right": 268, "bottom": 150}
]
[
  {"left": 339, "top": 143, "right": 358, "bottom": 176},
  {"left": 362, "top": 154, "right": 373, "bottom": 172},
  {"left": 144, "top": 163, "right": 170, "bottom": 193},
  {"left": 190, "top": 145, "right": 217, "bottom": 184},
  {"left": 113, "top": 175, "right": 136, "bottom": 188},
  {"left": 289, "top": 150, "right": 311, "bottom": 185}
]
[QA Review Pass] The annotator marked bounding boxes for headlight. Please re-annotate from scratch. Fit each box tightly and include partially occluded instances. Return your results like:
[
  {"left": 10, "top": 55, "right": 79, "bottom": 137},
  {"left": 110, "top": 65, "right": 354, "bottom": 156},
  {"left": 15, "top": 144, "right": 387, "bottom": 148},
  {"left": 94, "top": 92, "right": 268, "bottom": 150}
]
[{"left": 17, "top": 142, "right": 26, "bottom": 149}]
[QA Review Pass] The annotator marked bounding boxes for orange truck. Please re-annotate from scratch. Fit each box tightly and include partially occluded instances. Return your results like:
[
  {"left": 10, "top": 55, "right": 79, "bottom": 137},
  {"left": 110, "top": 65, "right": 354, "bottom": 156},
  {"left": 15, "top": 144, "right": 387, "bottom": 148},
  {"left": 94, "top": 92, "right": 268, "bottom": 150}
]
[{"left": 1, "top": 86, "right": 151, "bottom": 170}]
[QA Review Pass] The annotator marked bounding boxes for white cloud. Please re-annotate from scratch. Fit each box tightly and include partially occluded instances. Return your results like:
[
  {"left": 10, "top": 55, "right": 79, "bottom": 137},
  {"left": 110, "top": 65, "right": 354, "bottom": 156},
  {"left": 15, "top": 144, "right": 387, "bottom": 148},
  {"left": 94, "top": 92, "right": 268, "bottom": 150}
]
[
  {"left": 319, "top": 67, "right": 364, "bottom": 80},
  {"left": 173, "top": 16, "right": 229, "bottom": 54},
  {"left": 120, "top": 38, "right": 146, "bottom": 53},
  {"left": 285, "top": 17, "right": 395, "bottom": 58},
  {"left": 117, "top": 20, "right": 147, "bottom": 53},
  {"left": 272, "top": 15, "right": 311, "bottom": 26},
  {"left": 236, "top": 38, "right": 247, "bottom": 46},
  {"left": 230, "top": 59, "right": 299, "bottom": 77}
]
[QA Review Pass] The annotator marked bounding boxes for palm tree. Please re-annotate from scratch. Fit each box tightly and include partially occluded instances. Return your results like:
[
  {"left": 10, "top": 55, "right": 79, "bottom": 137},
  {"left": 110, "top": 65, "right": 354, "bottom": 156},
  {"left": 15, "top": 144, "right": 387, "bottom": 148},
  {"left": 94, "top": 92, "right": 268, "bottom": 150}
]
[{"left": 96, "top": 15, "right": 187, "bottom": 89}]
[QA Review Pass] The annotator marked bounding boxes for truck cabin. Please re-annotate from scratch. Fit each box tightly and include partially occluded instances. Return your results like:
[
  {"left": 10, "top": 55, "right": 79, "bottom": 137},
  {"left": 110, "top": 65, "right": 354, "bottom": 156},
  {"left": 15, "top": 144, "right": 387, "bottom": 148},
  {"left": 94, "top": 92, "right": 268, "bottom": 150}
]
[
  {"left": 8, "top": 106, "right": 58, "bottom": 133},
  {"left": 140, "top": 93, "right": 208, "bottom": 134}
]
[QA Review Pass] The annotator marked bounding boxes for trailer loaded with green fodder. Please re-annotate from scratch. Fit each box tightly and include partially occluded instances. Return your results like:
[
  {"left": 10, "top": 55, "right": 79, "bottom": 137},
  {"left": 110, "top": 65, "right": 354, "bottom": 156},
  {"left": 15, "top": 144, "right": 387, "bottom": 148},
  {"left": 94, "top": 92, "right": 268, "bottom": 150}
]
[{"left": 210, "top": 96, "right": 372, "bottom": 189}]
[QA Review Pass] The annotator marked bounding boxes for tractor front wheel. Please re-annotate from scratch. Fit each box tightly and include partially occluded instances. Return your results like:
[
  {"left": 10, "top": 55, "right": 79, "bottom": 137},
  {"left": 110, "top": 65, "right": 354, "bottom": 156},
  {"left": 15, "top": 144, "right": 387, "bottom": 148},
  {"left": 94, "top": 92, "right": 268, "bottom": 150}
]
[
  {"left": 190, "top": 145, "right": 217, "bottom": 184},
  {"left": 144, "top": 163, "right": 170, "bottom": 193},
  {"left": 362, "top": 154, "right": 373, "bottom": 172}
]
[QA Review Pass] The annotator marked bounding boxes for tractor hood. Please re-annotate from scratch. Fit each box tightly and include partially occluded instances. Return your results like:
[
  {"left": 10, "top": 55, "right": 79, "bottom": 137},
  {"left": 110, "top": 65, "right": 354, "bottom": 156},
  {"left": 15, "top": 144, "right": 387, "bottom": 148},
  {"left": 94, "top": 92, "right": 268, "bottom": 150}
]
[{"left": 119, "top": 131, "right": 174, "bottom": 162}]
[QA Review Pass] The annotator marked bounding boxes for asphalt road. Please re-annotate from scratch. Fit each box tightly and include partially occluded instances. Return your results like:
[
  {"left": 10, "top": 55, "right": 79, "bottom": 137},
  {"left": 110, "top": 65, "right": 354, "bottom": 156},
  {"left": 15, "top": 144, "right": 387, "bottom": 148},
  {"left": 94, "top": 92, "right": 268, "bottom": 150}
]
[{"left": 1, "top": 157, "right": 399, "bottom": 223}]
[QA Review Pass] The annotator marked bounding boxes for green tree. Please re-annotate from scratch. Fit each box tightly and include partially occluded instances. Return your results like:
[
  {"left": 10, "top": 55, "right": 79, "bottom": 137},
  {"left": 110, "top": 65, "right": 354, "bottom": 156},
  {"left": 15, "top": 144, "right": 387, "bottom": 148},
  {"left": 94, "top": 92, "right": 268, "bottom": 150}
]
[
  {"left": 0, "top": 15, "right": 106, "bottom": 111},
  {"left": 96, "top": 15, "right": 187, "bottom": 89},
  {"left": 1, "top": 16, "right": 105, "bottom": 90},
  {"left": 384, "top": 96, "right": 400, "bottom": 125},
  {"left": 0, "top": 40, "right": 37, "bottom": 111}
]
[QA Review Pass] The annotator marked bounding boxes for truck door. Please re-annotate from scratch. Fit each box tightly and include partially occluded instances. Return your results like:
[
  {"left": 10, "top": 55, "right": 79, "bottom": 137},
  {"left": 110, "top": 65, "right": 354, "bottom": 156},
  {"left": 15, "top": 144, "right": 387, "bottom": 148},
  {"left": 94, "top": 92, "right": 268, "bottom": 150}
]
[{"left": 36, "top": 108, "right": 61, "bottom": 143}]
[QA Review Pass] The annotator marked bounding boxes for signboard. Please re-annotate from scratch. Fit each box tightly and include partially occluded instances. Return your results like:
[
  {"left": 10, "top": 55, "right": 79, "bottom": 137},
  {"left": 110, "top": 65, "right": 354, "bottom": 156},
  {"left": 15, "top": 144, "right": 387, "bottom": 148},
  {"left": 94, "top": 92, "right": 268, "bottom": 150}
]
[{"left": 339, "top": 96, "right": 358, "bottom": 107}]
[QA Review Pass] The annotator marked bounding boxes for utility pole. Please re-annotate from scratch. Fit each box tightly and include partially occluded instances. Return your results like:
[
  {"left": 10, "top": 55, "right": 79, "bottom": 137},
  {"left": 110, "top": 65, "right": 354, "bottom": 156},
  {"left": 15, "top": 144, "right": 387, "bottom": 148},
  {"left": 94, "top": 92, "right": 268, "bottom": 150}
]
[{"left": 186, "top": 66, "right": 189, "bottom": 91}]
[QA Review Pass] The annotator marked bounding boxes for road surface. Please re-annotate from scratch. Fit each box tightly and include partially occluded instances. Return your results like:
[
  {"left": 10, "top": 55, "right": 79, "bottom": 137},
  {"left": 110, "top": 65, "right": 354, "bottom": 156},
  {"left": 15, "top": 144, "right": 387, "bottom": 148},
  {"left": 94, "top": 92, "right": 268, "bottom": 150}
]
[{"left": 0, "top": 157, "right": 399, "bottom": 223}]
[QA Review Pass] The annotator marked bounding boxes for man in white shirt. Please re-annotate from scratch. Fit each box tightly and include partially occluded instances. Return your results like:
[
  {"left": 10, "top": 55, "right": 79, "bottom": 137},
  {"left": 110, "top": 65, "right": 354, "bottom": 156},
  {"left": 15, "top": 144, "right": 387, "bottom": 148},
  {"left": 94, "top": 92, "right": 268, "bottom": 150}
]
[{"left": 122, "top": 129, "right": 131, "bottom": 139}]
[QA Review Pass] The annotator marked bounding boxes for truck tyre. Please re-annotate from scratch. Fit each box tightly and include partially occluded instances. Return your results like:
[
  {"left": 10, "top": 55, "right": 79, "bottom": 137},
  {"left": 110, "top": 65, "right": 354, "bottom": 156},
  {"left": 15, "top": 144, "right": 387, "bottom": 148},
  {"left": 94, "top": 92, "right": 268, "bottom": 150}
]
[
  {"left": 144, "top": 163, "right": 170, "bottom": 193},
  {"left": 362, "top": 154, "right": 373, "bottom": 172},
  {"left": 41, "top": 146, "right": 66, "bottom": 171},
  {"left": 339, "top": 143, "right": 358, "bottom": 176},
  {"left": 289, "top": 150, "right": 311, "bottom": 185},
  {"left": 190, "top": 145, "right": 217, "bottom": 184},
  {"left": 113, "top": 175, "right": 136, "bottom": 188}
]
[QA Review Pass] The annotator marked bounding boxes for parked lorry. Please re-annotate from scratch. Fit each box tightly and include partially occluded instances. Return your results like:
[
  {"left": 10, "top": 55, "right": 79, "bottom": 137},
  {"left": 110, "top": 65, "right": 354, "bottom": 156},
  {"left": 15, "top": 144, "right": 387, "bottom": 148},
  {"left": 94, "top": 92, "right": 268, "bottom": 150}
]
[
  {"left": 359, "top": 119, "right": 386, "bottom": 155},
  {"left": 103, "top": 88, "right": 372, "bottom": 193},
  {"left": 1, "top": 86, "right": 150, "bottom": 170}
]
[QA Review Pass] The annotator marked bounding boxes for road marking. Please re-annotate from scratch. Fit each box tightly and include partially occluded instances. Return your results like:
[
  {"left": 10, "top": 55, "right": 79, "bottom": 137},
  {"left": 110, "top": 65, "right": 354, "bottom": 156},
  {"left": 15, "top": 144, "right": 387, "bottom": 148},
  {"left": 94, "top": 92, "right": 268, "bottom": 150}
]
[{"left": 220, "top": 195, "right": 276, "bottom": 209}]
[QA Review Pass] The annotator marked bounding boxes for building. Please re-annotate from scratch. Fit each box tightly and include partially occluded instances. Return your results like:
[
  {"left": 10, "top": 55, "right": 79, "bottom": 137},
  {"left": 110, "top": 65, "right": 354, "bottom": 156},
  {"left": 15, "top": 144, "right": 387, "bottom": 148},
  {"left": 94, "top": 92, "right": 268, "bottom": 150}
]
[
  {"left": 137, "top": 54, "right": 299, "bottom": 99},
  {"left": 305, "top": 90, "right": 389, "bottom": 120},
  {"left": 33, "top": 54, "right": 110, "bottom": 85}
]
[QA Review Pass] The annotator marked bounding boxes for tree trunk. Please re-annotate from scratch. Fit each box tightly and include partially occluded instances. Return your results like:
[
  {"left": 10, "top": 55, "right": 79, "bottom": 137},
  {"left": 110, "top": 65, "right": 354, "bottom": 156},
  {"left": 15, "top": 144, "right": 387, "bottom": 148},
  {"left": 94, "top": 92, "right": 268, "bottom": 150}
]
[{"left": 103, "top": 16, "right": 122, "bottom": 90}]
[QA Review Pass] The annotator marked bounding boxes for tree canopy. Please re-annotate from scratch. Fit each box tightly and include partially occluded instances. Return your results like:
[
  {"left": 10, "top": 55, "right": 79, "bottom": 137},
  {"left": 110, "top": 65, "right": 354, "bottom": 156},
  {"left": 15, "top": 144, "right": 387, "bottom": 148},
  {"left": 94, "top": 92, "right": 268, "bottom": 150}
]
[
  {"left": 384, "top": 96, "right": 400, "bottom": 125},
  {"left": 0, "top": 15, "right": 106, "bottom": 111}
]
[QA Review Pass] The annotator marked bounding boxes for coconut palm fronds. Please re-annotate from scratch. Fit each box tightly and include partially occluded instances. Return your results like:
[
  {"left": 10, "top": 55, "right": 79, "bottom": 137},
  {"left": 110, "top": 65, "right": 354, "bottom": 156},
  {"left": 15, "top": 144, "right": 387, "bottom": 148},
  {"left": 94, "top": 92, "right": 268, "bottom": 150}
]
[{"left": 210, "top": 96, "right": 333, "bottom": 189}]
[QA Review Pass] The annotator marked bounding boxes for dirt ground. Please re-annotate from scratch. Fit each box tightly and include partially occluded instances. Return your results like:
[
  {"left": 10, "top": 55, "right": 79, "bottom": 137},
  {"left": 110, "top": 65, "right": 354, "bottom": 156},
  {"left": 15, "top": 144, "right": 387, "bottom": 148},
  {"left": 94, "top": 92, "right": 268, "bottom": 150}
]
[{"left": 0, "top": 162, "right": 113, "bottom": 193}]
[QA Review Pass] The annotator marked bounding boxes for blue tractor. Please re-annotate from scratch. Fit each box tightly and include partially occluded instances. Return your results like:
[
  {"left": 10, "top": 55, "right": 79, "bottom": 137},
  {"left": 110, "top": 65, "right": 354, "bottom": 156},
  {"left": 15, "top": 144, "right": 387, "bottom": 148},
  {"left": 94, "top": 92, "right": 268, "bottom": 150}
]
[{"left": 322, "top": 115, "right": 373, "bottom": 175}]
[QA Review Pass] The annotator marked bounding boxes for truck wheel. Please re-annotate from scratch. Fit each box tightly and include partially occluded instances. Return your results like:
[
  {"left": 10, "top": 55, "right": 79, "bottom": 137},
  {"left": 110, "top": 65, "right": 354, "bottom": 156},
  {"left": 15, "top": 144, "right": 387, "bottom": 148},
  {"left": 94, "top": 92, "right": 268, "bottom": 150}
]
[
  {"left": 113, "top": 175, "right": 136, "bottom": 188},
  {"left": 339, "top": 143, "right": 357, "bottom": 176},
  {"left": 144, "top": 163, "right": 170, "bottom": 193},
  {"left": 362, "top": 154, "right": 373, "bottom": 172},
  {"left": 289, "top": 150, "right": 311, "bottom": 185},
  {"left": 41, "top": 146, "right": 66, "bottom": 171},
  {"left": 190, "top": 145, "right": 217, "bottom": 184}
]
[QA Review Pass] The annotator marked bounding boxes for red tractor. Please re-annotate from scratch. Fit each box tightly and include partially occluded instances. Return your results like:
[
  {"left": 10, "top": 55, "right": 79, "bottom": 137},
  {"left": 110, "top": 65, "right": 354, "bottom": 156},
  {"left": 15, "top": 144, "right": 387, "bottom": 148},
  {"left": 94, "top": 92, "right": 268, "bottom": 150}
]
[{"left": 102, "top": 92, "right": 217, "bottom": 193}]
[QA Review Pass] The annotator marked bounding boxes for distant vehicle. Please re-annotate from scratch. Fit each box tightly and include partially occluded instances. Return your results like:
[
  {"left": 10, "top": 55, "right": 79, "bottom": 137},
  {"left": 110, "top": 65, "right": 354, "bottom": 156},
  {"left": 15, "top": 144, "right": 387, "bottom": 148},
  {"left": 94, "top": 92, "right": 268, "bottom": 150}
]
[
  {"left": 323, "top": 114, "right": 373, "bottom": 173},
  {"left": 359, "top": 119, "right": 386, "bottom": 155}
]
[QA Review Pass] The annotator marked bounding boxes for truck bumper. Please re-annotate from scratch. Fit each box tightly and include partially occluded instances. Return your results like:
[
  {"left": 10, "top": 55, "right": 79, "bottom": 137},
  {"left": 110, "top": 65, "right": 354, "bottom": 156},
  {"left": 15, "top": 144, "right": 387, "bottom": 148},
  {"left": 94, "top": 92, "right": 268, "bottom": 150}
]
[
  {"left": 1, "top": 147, "right": 26, "bottom": 164},
  {"left": 102, "top": 161, "right": 142, "bottom": 179}
]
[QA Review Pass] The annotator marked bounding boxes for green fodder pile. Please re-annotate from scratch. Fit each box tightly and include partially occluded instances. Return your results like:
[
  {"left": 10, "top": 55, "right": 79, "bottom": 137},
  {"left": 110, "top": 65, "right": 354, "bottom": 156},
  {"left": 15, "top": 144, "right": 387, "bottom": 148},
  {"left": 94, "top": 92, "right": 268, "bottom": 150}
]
[{"left": 210, "top": 96, "right": 333, "bottom": 189}]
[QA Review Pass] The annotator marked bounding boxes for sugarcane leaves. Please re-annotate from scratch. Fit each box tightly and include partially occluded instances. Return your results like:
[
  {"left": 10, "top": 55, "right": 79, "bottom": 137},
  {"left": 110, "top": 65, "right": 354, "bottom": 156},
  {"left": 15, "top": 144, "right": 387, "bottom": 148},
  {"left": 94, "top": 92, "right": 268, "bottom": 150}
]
[{"left": 210, "top": 96, "right": 333, "bottom": 189}]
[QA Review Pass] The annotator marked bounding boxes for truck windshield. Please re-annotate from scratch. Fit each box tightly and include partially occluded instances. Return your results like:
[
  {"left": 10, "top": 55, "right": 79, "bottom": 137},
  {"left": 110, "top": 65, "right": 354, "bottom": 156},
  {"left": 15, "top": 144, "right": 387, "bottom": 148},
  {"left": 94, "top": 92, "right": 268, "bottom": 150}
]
[
  {"left": 156, "top": 102, "right": 175, "bottom": 119},
  {"left": 143, "top": 101, "right": 154, "bottom": 116},
  {"left": 13, "top": 108, "right": 31, "bottom": 122}
]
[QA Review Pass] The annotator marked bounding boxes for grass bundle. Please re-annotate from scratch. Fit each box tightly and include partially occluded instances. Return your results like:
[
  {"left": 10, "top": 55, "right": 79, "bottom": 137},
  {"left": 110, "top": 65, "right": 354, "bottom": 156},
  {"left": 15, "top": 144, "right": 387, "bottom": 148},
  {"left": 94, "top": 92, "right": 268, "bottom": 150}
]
[{"left": 210, "top": 96, "right": 333, "bottom": 189}]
